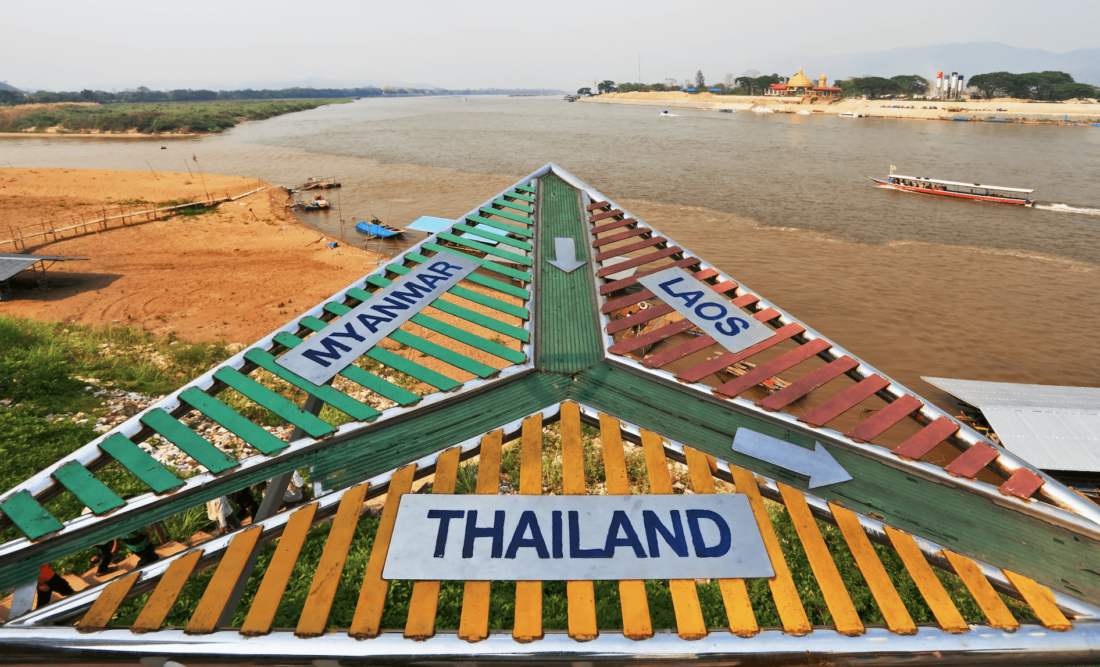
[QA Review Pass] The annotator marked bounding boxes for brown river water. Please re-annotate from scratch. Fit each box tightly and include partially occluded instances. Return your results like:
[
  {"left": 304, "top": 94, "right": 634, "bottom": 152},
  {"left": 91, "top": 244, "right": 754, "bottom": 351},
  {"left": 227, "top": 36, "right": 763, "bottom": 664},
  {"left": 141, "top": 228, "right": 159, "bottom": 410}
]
[{"left": 2, "top": 96, "right": 1098, "bottom": 409}]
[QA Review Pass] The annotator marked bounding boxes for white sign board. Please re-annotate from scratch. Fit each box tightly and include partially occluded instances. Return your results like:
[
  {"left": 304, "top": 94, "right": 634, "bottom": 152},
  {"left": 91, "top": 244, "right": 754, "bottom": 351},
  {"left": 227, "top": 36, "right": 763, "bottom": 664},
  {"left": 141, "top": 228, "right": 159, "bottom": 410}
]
[
  {"left": 275, "top": 254, "right": 480, "bottom": 385},
  {"left": 637, "top": 267, "right": 775, "bottom": 353},
  {"left": 383, "top": 495, "right": 774, "bottom": 581}
]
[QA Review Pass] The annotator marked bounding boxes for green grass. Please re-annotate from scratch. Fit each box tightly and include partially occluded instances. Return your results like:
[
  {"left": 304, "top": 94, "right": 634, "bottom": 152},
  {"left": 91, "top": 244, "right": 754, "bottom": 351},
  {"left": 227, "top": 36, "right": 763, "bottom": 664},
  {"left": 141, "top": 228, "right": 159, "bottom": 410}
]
[{"left": 0, "top": 99, "right": 348, "bottom": 134}]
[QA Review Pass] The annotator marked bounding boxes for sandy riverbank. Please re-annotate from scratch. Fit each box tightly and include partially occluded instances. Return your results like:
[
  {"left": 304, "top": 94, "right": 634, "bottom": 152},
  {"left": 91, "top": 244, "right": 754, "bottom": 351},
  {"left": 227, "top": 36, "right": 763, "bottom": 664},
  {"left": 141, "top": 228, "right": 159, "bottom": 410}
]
[{"left": 581, "top": 92, "right": 1100, "bottom": 122}]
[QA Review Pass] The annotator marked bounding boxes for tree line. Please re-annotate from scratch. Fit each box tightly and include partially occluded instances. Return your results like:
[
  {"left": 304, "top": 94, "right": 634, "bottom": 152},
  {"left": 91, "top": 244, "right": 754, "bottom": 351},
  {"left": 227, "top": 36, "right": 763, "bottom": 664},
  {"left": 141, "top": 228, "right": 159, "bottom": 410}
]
[{"left": 966, "top": 71, "right": 1097, "bottom": 101}]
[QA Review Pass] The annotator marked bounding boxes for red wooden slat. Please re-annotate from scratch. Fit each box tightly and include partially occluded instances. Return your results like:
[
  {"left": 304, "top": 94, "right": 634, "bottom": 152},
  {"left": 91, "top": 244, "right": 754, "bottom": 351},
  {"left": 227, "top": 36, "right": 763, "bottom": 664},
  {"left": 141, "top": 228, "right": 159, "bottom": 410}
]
[
  {"left": 590, "top": 209, "right": 625, "bottom": 223},
  {"left": 714, "top": 339, "right": 832, "bottom": 398},
  {"left": 597, "top": 247, "right": 683, "bottom": 277},
  {"left": 711, "top": 280, "right": 738, "bottom": 293},
  {"left": 599, "top": 258, "right": 701, "bottom": 295},
  {"left": 799, "top": 375, "right": 891, "bottom": 427},
  {"left": 609, "top": 320, "right": 695, "bottom": 355},
  {"left": 595, "top": 236, "right": 667, "bottom": 262},
  {"left": 592, "top": 227, "right": 650, "bottom": 248},
  {"left": 845, "top": 394, "right": 923, "bottom": 443},
  {"left": 591, "top": 217, "right": 638, "bottom": 234},
  {"left": 607, "top": 305, "right": 674, "bottom": 335},
  {"left": 600, "top": 273, "right": 734, "bottom": 314},
  {"left": 642, "top": 307, "right": 777, "bottom": 369},
  {"left": 758, "top": 356, "right": 859, "bottom": 411},
  {"left": 731, "top": 293, "right": 760, "bottom": 308},
  {"left": 693, "top": 268, "right": 720, "bottom": 281},
  {"left": 893, "top": 418, "right": 959, "bottom": 461},
  {"left": 586, "top": 201, "right": 610, "bottom": 211},
  {"left": 999, "top": 469, "right": 1045, "bottom": 499},
  {"left": 674, "top": 323, "right": 806, "bottom": 380},
  {"left": 944, "top": 442, "right": 999, "bottom": 478},
  {"left": 753, "top": 308, "right": 781, "bottom": 322}
]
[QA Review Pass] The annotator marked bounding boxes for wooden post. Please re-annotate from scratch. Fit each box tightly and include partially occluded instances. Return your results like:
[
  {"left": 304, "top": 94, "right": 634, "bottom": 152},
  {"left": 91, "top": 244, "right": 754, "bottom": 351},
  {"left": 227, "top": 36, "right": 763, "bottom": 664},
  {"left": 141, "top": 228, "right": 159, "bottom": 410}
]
[{"left": 102, "top": 205, "right": 107, "bottom": 231}]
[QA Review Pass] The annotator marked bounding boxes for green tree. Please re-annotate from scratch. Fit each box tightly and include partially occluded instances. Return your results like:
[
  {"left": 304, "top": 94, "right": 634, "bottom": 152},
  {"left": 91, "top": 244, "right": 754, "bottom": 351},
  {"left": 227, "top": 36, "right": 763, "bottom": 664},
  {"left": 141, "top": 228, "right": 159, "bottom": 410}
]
[
  {"left": 597, "top": 80, "right": 616, "bottom": 94},
  {"left": 695, "top": 70, "right": 706, "bottom": 89},
  {"left": 577, "top": 87, "right": 592, "bottom": 97},
  {"left": 848, "top": 76, "right": 899, "bottom": 99},
  {"left": 889, "top": 75, "right": 929, "bottom": 97},
  {"left": 1022, "top": 71, "right": 1075, "bottom": 100},
  {"left": 967, "top": 72, "right": 1011, "bottom": 99},
  {"left": 1050, "top": 82, "right": 1100, "bottom": 100},
  {"left": 756, "top": 75, "right": 781, "bottom": 92},
  {"left": 738, "top": 69, "right": 761, "bottom": 95}
]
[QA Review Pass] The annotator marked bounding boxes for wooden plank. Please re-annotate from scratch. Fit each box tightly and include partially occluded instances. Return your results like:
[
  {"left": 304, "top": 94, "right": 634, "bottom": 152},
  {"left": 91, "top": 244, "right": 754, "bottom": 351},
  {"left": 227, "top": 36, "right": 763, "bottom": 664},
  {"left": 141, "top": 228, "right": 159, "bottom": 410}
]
[
  {"left": 845, "top": 394, "right": 923, "bottom": 443},
  {"left": 366, "top": 347, "right": 463, "bottom": 391},
  {"left": 464, "top": 214, "right": 533, "bottom": 238},
  {"left": 504, "top": 191, "right": 535, "bottom": 203},
  {"left": 798, "top": 375, "right": 891, "bottom": 428},
  {"left": 599, "top": 413, "right": 653, "bottom": 639},
  {"left": 389, "top": 328, "right": 500, "bottom": 378},
  {"left": 458, "top": 429, "right": 503, "bottom": 642},
  {"left": 186, "top": 525, "right": 264, "bottom": 634},
  {"left": 139, "top": 408, "right": 239, "bottom": 474},
  {"left": 609, "top": 319, "right": 695, "bottom": 355},
  {"left": 758, "top": 356, "right": 860, "bottom": 412},
  {"left": 594, "top": 236, "right": 666, "bottom": 261},
  {"left": 478, "top": 207, "right": 532, "bottom": 226},
  {"left": 714, "top": 339, "right": 832, "bottom": 398},
  {"left": 179, "top": 388, "right": 289, "bottom": 455},
  {"left": 596, "top": 247, "right": 682, "bottom": 278},
  {"left": 590, "top": 208, "right": 624, "bottom": 222},
  {"left": 515, "top": 184, "right": 536, "bottom": 194},
  {"left": 1002, "top": 570, "right": 1071, "bottom": 631},
  {"left": 453, "top": 223, "right": 532, "bottom": 250},
  {"left": 437, "top": 232, "right": 533, "bottom": 266},
  {"left": 273, "top": 332, "right": 420, "bottom": 407},
  {"left": 778, "top": 484, "right": 865, "bottom": 635},
  {"left": 586, "top": 200, "right": 610, "bottom": 211},
  {"left": 448, "top": 285, "right": 530, "bottom": 319},
  {"left": 591, "top": 226, "right": 649, "bottom": 248},
  {"left": 409, "top": 313, "right": 527, "bottom": 363},
  {"left": 591, "top": 217, "right": 638, "bottom": 234},
  {"left": 684, "top": 447, "right": 758, "bottom": 637},
  {"left": 212, "top": 369, "right": 336, "bottom": 439},
  {"left": 51, "top": 461, "right": 125, "bottom": 515},
  {"left": 98, "top": 433, "right": 183, "bottom": 494},
  {"left": 350, "top": 465, "right": 417, "bottom": 638},
  {"left": 245, "top": 349, "right": 380, "bottom": 422},
  {"left": 560, "top": 403, "right": 599, "bottom": 640},
  {"left": 941, "top": 551, "right": 1018, "bottom": 630},
  {"left": 132, "top": 550, "right": 204, "bottom": 633},
  {"left": 240, "top": 502, "right": 318, "bottom": 636},
  {"left": 728, "top": 465, "right": 811, "bottom": 635},
  {"left": 640, "top": 430, "right": 707, "bottom": 640},
  {"left": 943, "top": 442, "right": 999, "bottom": 478},
  {"left": 78, "top": 572, "right": 139, "bottom": 632},
  {"left": 606, "top": 304, "right": 674, "bottom": 335},
  {"left": 492, "top": 198, "right": 533, "bottom": 213},
  {"left": 674, "top": 323, "right": 806, "bottom": 381},
  {"left": 295, "top": 482, "right": 371, "bottom": 638},
  {"left": 999, "top": 469, "right": 1045, "bottom": 499},
  {"left": 731, "top": 293, "right": 760, "bottom": 308},
  {"left": 514, "top": 414, "right": 544, "bottom": 642},
  {"left": 405, "top": 448, "right": 462, "bottom": 639},
  {"left": 428, "top": 298, "right": 530, "bottom": 342},
  {"left": 423, "top": 242, "right": 532, "bottom": 283},
  {"left": 598, "top": 257, "right": 700, "bottom": 295},
  {"left": 828, "top": 503, "right": 917, "bottom": 634},
  {"left": 892, "top": 417, "right": 960, "bottom": 461},
  {"left": 884, "top": 527, "right": 968, "bottom": 633}
]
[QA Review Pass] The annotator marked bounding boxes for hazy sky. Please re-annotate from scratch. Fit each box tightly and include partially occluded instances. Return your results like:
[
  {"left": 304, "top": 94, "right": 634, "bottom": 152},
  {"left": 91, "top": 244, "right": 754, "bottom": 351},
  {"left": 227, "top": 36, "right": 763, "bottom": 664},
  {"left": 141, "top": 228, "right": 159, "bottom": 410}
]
[{"left": 4, "top": 0, "right": 1098, "bottom": 91}]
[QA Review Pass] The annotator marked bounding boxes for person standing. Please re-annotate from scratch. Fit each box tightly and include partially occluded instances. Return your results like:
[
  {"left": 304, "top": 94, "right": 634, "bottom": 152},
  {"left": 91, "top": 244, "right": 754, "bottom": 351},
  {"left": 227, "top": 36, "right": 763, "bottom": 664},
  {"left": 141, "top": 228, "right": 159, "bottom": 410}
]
[{"left": 36, "top": 563, "right": 75, "bottom": 609}]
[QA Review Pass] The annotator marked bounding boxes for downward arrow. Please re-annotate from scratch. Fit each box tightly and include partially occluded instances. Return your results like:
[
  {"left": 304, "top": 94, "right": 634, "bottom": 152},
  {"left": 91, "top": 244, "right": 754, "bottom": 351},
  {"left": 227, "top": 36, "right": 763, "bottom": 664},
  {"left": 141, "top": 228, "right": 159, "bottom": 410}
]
[
  {"left": 547, "top": 237, "right": 587, "bottom": 273},
  {"left": 732, "top": 428, "right": 852, "bottom": 489}
]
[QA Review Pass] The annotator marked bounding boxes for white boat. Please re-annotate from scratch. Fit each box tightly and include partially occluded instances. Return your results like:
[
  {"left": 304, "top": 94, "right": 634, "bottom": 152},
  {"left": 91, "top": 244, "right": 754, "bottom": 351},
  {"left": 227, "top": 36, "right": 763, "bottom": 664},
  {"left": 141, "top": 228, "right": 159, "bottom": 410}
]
[
  {"left": 869, "top": 172, "right": 1035, "bottom": 206},
  {"left": 796, "top": 110, "right": 811, "bottom": 115},
  {"left": 750, "top": 106, "right": 774, "bottom": 114},
  {"left": 838, "top": 111, "right": 862, "bottom": 118},
  {"left": 659, "top": 110, "right": 681, "bottom": 117}
]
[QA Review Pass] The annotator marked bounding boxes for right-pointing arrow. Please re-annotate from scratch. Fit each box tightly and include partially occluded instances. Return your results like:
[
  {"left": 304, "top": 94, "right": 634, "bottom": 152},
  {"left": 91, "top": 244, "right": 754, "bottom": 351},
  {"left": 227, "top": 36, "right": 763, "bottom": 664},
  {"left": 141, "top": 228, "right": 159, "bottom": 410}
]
[
  {"left": 547, "top": 237, "right": 587, "bottom": 273},
  {"left": 732, "top": 428, "right": 852, "bottom": 489}
]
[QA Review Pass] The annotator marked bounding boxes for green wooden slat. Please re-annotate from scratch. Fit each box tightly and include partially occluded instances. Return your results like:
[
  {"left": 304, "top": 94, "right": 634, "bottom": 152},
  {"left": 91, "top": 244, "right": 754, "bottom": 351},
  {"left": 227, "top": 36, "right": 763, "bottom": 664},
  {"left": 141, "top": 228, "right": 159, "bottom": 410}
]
[
  {"left": 423, "top": 242, "right": 532, "bottom": 283},
  {"left": 504, "top": 191, "right": 535, "bottom": 203},
  {"left": 140, "top": 408, "right": 240, "bottom": 474},
  {"left": 479, "top": 207, "right": 532, "bottom": 225},
  {"left": 400, "top": 255, "right": 531, "bottom": 301},
  {"left": 514, "top": 184, "right": 536, "bottom": 193},
  {"left": 436, "top": 233, "right": 532, "bottom": 266},
  {"left": 453, "top": 223, "right": 532, "bottom": 251},
  {"left": 274, "top": 332, "right": 420, "bottom": 406},
  {"left": 447, "top": 285, "right": 529, "bottom": 320},
  {"left": 409, "top": 313, "right": 527, "bottom": 364},
  {"left": 212, "top": 369, "right": 336, "bottom": 439},
  {"left": 389, "top": 329, "right": 497, "bottom": 378},
  {"left": 179, "top": 388, "right": 289, "bottom": 456},
  {"left": 464, "top": 214, "right": 533, "bottom": 238},
  {"left": 492, "top": 198, "right": 533, "bottom": 213},
  {"left": 0, "top": 491, "right": 63, "bottom": 540},
  {"left": 427, "top": 298, "right": 530, "bottom": 342},
  {"left": 300, "top": 316, "right": 329, "bottom": 332},
  {"left": 324, "top": 302, "right": 353, "bottom": 316},
  {"left": 245, "top": 349, "right": 380, "bottom": 422},
  {"left": 365, "top": 347, "right": 462, "bottom": 391},
  {"left": 98, "top": 433, "right": 184, "bottom": 494},
  {"left": 51, "top": 461, "right": 125, "bottom": 515},
  {"left": 364, "top": 269, "right": 529, "bottom": 321}
]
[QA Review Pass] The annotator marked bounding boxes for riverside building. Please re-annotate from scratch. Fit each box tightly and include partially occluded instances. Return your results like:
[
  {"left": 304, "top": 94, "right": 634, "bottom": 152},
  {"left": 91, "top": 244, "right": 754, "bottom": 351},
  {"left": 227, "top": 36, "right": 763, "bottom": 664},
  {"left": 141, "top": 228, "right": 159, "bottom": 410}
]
[{"left": 766, "top": 69, "right": 843, "bottom": 97}]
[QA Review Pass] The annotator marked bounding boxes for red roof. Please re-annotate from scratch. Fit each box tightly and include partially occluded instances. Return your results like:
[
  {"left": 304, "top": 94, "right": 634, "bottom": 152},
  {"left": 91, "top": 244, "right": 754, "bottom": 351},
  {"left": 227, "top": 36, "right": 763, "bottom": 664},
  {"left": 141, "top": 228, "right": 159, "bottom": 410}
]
[
  {"left": 813, "top": 87, "right": 843, "bottom": 91},
  {"left": 770, "top": 84, "right": 788, "bottom": 90}
]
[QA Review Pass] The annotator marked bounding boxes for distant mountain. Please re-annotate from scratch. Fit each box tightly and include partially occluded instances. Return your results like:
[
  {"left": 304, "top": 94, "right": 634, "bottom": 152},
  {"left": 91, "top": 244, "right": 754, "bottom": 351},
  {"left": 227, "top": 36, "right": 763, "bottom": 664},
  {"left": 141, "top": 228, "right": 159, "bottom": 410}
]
[
  {"left": 230, "top": 76, "right": 440, "bottom": 91},
  {"left": 768, "top": 42, "right": 1100, "bottom": 87},
  {"left": 0, "top": 81, "right": 21, "bottom": 92}
]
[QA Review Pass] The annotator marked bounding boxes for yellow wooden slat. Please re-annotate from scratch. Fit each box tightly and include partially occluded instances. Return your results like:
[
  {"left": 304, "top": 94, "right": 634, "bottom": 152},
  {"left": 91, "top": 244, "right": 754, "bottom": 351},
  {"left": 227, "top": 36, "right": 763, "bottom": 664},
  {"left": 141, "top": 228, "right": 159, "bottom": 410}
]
[
  {"left": 640, "top": 430, "right": 707, "bottom": 640},
  {"left": 295, "top": 481, "right": 371, "bottom": 638},
  {"left": 77, "top": 572, "right": 139, "bottom": 633},
  {"left": 778, "top": 484, "right": 865, "bottom": 636},
  {"left": 404, "top": 447, "right": 462, "bottom": 640},
  {"left": 683, "top": 446, "right": 758, "bottom": 637},
  {"left": 1002, "top": 569, "right": 1072, "bottom": 631},
  {"left": 514, "top": 414, "right": 544, "bottom": 642},
  {"left": 730, "top": 465, "right": 813, "bottom": 636},
  {"left": 458, "top": 429, "right": 503, "bottom": 642},
  {"left": 186, "top": 525, "right": 264, "bottom": 634},
  {"left": 941, "top": 551, "right": 1018, "bottom": 630},
  {"left": 561, "top": 402, "right": 598, "bottom": 640},
  {"left": 828, "top": 503, "right": 917, "bottom": 635},
  {"left": 131, "top": 550, "right": 204, "bottom": 633},
  {"left": 240, "top": 502, "right": 318, "bottom": 636},
  {"left": 599, "top": 413, "right": 653, "bottom": 640},
  {"left": 350, "top": 464, "right": 418, "bottom": 638},
  {"left": 883, "top": 527, "right": 969, "bottom": 633}
]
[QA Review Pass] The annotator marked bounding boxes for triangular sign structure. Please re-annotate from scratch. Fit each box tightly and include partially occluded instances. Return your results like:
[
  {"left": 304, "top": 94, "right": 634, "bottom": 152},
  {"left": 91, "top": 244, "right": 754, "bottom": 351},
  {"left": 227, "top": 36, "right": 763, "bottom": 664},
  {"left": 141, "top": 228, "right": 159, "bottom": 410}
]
[{"left": 1, "top": 164, "right": 1098, "bottom": 665}]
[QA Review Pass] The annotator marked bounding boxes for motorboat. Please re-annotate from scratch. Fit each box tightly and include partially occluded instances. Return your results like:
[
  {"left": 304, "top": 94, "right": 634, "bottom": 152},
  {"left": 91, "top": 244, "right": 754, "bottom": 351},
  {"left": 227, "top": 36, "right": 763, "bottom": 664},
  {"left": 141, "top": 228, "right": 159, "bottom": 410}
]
[
  {"left": 355, "top": 217, "right": 405, "bottom": 238},
  {"left": 869, "top": 171, "right": 1034, "bottom": 206}
]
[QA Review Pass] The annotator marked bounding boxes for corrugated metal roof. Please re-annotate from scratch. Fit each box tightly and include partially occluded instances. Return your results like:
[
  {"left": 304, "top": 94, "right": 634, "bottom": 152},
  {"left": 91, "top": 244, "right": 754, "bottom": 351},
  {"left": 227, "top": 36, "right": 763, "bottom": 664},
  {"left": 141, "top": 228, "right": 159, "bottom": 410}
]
[
  {"left": 924, "top": 377, "right": 1100, "bottom": 472},
  {"left": 0, "top": 254, "right": 87, "bottom": 281}
]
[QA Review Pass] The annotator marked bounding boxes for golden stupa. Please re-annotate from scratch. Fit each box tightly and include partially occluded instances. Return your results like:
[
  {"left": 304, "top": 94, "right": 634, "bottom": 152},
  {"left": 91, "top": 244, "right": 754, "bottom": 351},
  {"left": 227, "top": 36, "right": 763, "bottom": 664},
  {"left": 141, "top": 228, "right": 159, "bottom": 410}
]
[{"left": 787, "top": 69, "right": 815, "bottom": 88}]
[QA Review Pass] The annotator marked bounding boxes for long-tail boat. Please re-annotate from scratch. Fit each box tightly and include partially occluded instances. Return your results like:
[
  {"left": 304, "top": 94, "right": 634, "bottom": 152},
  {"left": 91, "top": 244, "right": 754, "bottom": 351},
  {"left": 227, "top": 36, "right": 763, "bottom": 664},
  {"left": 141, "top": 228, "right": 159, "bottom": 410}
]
[{"left": 870, "top": 171, "right": 1035, "bottom": 206}]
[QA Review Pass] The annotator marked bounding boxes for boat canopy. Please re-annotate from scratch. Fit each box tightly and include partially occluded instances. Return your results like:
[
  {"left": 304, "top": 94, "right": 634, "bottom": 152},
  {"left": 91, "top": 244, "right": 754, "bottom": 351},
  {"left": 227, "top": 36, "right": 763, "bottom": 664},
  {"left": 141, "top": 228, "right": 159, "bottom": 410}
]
[{"left": 891, "top": 174, "right": 1033, "bottom": 194}]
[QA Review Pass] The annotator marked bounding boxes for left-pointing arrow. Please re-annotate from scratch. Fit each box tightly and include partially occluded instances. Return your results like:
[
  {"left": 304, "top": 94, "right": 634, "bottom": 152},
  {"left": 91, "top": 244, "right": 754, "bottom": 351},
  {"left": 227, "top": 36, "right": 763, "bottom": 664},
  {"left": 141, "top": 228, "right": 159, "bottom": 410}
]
[
  {"left": 547, "top": 237, "right": 587, "bottom": 273},
  {"left": 732, "top": 428, "right": 852, "bottom": 489}
]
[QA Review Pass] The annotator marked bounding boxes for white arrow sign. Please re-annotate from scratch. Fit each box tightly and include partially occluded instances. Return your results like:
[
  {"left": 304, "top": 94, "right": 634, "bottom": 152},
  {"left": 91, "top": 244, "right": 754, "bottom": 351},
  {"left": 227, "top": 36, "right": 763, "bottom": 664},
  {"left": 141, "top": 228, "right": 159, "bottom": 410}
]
[
  {"left": 547, "top": 237, "right": 587, "bottom": 273},
  {"left": 732, "top": 428, "right": 852, "bottom": 489}
]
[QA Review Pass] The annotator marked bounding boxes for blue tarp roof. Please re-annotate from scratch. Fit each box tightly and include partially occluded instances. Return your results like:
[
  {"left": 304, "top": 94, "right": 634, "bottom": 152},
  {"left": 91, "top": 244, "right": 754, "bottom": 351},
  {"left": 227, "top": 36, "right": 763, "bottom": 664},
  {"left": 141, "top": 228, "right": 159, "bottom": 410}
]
[{"left": 405, "top": 216, "right": 498, "bottom": 245}]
